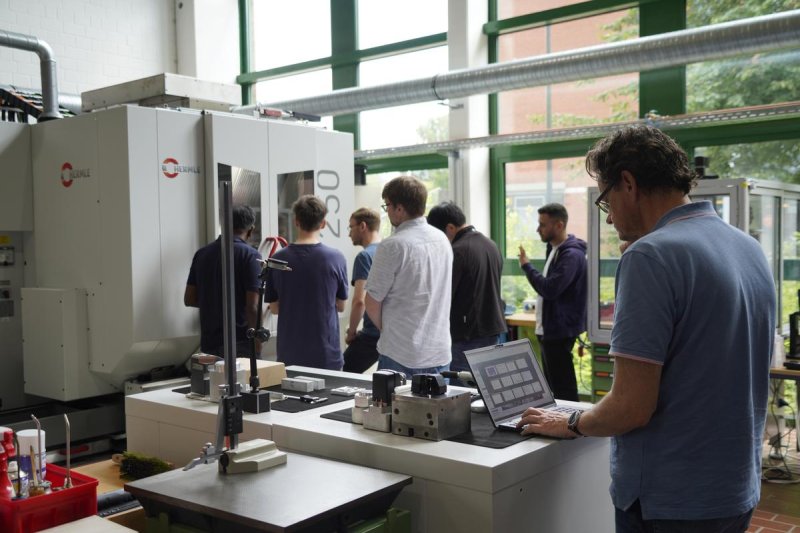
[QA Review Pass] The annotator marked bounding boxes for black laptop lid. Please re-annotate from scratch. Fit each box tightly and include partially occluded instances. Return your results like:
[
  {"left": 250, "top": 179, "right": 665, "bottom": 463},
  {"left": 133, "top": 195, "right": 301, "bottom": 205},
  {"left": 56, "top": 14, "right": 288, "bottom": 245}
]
[{"left": 465, "top": 338, "right": 557, "bottom": 426}]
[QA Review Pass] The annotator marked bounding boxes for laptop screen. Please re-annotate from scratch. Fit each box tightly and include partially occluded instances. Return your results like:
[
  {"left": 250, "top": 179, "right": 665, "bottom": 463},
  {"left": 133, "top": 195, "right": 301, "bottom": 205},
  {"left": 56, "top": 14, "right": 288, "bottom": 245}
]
[{"left": 465, "top": 339, "right": 556, "bottom": 424}]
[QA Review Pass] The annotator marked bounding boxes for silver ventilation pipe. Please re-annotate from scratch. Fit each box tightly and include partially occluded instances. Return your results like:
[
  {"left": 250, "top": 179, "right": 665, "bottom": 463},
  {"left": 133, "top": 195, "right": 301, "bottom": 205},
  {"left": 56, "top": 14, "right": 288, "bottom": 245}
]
[
  {"left": 354, "top": 102, "right": 800, "bottom": 159},
  {"left": 235, "top": 10, "right": 800, "bottom": 117},
  {"left": 0, "top": 29, "right": 63, "bottom": 121}
]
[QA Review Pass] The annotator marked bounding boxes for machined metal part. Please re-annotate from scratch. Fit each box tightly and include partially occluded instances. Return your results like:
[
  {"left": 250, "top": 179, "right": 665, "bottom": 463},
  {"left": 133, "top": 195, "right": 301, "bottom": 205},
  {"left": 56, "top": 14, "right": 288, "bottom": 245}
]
[
  {"left": 363, "top": 405, "right": 392, "bottom": 433},
  {"left": 391, "top": 389, "right": 471, "bottom": 441}
]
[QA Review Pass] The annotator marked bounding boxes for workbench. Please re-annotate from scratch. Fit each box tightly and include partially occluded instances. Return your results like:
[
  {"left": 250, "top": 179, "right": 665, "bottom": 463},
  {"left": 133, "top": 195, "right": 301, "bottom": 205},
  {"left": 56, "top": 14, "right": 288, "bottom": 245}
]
[
  {"left": 125, "top": 453, "right": 411, "bottom": 533},
  {"left": 125, "top": 366, "right": 613, "bottom": 533},
  {"left": 125, "top": 367, "right": 370, "bottom": 467}
]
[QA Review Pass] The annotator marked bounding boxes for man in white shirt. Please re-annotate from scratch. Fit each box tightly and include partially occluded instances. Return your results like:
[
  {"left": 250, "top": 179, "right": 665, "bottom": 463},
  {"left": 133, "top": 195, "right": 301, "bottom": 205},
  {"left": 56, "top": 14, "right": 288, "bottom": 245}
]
[{"left": 365, "top": 176, "right": 453, "bottom": 377}]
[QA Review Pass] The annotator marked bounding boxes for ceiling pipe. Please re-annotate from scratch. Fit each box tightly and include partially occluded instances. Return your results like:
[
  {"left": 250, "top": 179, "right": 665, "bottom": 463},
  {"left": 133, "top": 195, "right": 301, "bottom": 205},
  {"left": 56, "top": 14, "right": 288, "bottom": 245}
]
[
  {"left": 354, "top": 102, "right": 800, "bottom": 159},
  {"left": 234, "top": 10, "right": 800, "bottom": 117},
  {"left": 0, "top": 29, "right": 63, "bottom": 121}
]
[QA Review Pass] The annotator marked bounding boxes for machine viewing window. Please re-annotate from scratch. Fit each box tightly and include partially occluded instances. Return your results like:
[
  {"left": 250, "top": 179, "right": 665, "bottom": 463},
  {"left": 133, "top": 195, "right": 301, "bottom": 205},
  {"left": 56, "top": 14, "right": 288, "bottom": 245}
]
[
  {"left": 229, "top": 166, "right": 262, "bottom": 249},
  {"left": 277, "top": 171, "right": 314, "bottom": 243}
]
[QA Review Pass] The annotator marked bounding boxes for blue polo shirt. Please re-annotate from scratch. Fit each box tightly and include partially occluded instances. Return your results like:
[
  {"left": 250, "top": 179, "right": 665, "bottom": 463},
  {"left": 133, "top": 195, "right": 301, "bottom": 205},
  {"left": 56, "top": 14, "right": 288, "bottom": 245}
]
[
  {"left": 609, "top": 201, "right": 776, "bottom": 520},
  {"left": 353, "top": 243, "right": 379, "bottom": 338},
  {"left": 187, "top": 237, "right": 263, "bottom": 354}
]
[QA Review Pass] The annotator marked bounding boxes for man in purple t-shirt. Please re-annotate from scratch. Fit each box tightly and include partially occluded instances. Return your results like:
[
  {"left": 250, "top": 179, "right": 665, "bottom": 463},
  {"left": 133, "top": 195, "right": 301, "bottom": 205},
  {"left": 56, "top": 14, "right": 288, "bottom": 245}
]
[{"left": 266, "top": 195, "right": 348, "bottom": 370}]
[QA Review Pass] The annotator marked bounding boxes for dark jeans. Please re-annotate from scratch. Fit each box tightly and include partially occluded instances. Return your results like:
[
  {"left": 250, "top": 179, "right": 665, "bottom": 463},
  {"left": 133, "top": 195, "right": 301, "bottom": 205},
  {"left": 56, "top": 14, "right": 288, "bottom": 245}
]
[
  {"left": 537, "top": 336, "right": 579, "bottom": 401},
  {"left": 451, "top": 335, "right": 500, "bottom": 387},
  {"left": 343, "top": 333, "right": 380, "bottom": 373},
  {"left": 616, "top": 499, "right": 753, "bottom": 533}
]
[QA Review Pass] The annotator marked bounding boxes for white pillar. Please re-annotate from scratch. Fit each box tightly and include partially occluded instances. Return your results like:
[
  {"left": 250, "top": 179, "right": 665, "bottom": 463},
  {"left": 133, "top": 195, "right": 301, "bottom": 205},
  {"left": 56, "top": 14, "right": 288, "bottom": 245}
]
[
  {"left": 176, "top": 0, "right": 240, "bottom": 84},
  {"left": 448, "top": 0, "right": 490, "bottom": 233}
]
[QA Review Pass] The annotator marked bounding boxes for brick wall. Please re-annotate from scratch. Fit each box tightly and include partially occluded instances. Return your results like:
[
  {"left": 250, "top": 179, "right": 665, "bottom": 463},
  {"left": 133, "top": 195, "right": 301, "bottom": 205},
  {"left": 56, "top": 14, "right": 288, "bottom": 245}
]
[{"left": 0, "top": 0, "right": 177, "bottom": 96}]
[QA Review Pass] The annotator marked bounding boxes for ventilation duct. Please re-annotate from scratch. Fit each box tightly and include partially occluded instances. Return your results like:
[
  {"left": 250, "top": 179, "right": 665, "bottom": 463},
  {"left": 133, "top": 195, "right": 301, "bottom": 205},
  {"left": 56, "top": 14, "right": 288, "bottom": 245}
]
[
  {"left": 0, "top": 29, "right": 62, "bottom": 121},
  {"left": 236, "top": 10, "right": 800, "bottom": 118},
  {"left": 354, "top": 102, "right": 800, "bottom": 159}
]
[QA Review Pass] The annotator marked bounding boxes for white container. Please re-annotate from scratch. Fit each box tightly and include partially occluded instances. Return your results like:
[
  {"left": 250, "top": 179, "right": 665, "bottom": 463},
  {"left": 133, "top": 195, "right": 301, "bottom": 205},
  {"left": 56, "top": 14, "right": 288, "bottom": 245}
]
[{"left": 17, "top": 429, "right": 46, "bottom": 482}]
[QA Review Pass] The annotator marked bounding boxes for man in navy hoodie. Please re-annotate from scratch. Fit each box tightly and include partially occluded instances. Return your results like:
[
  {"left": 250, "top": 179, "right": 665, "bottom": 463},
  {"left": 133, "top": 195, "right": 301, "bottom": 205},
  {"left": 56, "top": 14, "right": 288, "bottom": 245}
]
[{"left": 518, "top": 203, "right": 587, "bottom": 401}]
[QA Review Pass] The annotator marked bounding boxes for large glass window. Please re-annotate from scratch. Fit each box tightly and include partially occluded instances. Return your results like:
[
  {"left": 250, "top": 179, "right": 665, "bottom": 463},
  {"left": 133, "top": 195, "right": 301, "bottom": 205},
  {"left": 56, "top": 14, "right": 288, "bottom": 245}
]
[
  {"left": 358, "top": 0, "right": 447, "bottom": 49},
  {"left": 359, "top": 47, "right": 449, "bottom": 150},
  {"left": 366, "top": 169, "right": 450, "bottom": 238},
  {"left": 254, "top": 69, "right": 334, "bottom": 130},
  {"left": 694, "top": 140, "right": 800, "bottom": 184},
  {"left": 498, "top": 0, "right": 587, "bottom": 19},
  {"left": 252, "top": 1, "right": 331, "bottom": 70},
  {"left": 783, "top": 198, "right": 800, "bottom": 327},
  {"left": 497, "top": 10, "right": 639, "bottom": 134},
  {"left": 503, "top": 156, "right": 591, "bottom": 308},
  {"left": 686, "top": 1, "right": 800, "bottom": 114}
]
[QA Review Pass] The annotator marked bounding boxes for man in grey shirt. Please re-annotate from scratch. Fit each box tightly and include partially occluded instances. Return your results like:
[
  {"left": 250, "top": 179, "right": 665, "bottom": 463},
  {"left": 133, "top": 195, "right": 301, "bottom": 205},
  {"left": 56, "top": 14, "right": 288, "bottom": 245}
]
[{"left": 365, "top": 176, "right": 453, "bottom": 377}]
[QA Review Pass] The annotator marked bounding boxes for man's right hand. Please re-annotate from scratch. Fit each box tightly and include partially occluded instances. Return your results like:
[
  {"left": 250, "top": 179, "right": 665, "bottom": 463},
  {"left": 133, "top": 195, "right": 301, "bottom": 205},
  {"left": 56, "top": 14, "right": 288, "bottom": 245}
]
[
  {"left": 518, "top": 245, "right": 529, "bottom": 267},
  {"left": 345, "top": 328, "right": 357, "bottom": 345}
]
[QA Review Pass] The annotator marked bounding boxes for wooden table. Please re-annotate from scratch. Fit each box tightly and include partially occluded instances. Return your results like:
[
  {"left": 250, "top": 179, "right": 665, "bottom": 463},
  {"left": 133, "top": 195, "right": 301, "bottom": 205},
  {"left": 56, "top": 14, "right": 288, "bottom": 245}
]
[
  {"left": 505, "top": 313, "right": 537, "bottom": 344},
  {"left": 504, "top": 312, "right": 536, "bottom": 328},
  {"left": 125, "top": 452, "right": 411, "bottom": 532}
]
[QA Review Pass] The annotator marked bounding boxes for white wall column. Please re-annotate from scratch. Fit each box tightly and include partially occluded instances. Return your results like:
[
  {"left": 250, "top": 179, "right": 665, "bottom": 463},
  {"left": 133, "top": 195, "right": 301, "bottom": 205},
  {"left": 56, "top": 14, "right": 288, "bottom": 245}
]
[
  {"left": 448, "top": 0, "right": 490, "bottom": 233},
  {"left": 175, "top": 0, "right": 240, "bottom": 84}
]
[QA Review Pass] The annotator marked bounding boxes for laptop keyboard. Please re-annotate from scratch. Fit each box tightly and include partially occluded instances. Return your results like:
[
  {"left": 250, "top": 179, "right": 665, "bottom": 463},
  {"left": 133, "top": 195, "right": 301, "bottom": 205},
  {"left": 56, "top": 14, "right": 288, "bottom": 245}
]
[{"left": 498, "top": 406, "right": 583, "bottom": 431}]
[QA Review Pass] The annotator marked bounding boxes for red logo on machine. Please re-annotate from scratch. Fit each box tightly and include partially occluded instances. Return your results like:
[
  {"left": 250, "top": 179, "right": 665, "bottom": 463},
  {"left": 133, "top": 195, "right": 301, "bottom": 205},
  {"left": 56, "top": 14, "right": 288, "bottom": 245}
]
[
  {"left": 162, "top": 158, "right": 200, "bottom": 179},
  {"left": 60, "top": 162, "right": 91, "bottom": 188},
  {"left": 162, "top": 157, "right": 179, "bottom": 178},
  {"left": 61, "top": 162, "right": 73, "bottom": 187}
]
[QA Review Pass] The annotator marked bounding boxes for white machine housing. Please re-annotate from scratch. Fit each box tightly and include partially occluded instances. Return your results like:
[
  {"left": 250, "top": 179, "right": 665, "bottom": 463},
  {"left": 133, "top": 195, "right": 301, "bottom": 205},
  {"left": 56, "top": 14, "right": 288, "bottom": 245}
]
[{"left": 0, "top": 106, "right": 354, "bottom": 404}]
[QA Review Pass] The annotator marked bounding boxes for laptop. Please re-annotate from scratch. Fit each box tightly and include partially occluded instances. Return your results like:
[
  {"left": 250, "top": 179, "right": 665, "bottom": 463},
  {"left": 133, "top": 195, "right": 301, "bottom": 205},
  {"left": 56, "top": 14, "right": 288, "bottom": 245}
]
[{"left": 465, "top": 338, "right": 584, "bottom": 432}]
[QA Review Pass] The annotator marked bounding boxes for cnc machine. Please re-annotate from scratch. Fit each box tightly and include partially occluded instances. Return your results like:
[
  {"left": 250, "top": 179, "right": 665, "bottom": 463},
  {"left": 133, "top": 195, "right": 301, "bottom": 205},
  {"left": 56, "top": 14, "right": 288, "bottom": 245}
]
[{"left": 0, "top": 97, "right": 355, "bottom": 448}]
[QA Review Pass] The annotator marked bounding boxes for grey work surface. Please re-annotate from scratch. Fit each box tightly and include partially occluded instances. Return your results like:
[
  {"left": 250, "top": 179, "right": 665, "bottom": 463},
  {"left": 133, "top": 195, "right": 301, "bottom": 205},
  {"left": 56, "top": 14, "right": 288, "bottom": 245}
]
[{"left": 125, "top": 452, "right": 411, "bottom": 532}]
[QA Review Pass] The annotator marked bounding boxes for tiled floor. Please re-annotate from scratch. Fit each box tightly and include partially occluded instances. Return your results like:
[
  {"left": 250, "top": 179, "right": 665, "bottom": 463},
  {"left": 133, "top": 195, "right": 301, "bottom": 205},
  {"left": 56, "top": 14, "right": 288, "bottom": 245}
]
[
  {"left": 748, "top": 510, "right": 800, "bottom": 533},
  {"left": 749, "top": 428, "right": 800, "bottom": 533}
]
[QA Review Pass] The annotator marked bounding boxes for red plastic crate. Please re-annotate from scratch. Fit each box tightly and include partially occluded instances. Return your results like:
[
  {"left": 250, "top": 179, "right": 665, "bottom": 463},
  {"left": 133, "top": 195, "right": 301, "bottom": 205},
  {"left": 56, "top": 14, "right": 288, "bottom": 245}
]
[{"left": 0, "top": 463, "right": 98, "bottom": 533}]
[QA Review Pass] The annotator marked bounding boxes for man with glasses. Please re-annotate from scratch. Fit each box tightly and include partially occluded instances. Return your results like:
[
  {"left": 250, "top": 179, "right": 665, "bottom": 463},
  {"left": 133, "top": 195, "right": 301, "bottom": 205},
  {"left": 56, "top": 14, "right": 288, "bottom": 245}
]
[
  {"left": 518, "top": 203, "right": 587, "bottom": 401},
  {"left": 516, "top": 126, "right": 775, "bottom": 533},
  {"left": 343, "top": 207, "right": 382, "bottom": 373},
  {"left": 365, "top": 176, "right": 453, "bottom": 377}
]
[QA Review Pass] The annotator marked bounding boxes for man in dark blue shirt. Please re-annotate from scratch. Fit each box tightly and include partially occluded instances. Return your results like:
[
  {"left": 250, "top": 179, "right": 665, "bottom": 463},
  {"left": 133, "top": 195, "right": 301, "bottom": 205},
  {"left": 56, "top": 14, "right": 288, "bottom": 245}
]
[
  {"left": 184, "top": 205, "right": 263, "bottom": 357},
  {"left": 266, "top": 195, "right": 348, "bottom": 370}
]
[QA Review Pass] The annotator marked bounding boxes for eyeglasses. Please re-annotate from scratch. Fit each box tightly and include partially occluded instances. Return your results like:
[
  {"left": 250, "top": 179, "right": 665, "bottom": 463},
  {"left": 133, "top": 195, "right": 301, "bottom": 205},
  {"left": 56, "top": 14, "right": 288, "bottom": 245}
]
[
  {"left": 381, "top": 203, "right": 390, "bottom": 212},
  {"left": 595, "top": 181, "right": 616, "bottom": 214}
]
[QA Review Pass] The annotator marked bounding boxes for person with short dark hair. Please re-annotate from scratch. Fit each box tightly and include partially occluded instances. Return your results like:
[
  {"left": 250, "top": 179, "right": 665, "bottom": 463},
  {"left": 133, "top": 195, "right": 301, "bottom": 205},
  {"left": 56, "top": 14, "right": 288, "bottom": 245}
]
[
  {"left": 184, "top": 204, "right": 263, "bottom": 357},
  {"left": 266, "top": 195, "right": 348, "bottom": 370},
  {"left": 427, "top": 202, "right": 506, "bottom": 386},
  {"left": 518, "top": 126, "right": 776, "bottom": 532},
  {"left": 365, "top": 176, "right": 453, "bottom": 377},
  {"left": 343, "top": 207, "right": 382, "bottom": 373},
  {"left": 518, "top": 202, "right": 587, "bottom": 401}
]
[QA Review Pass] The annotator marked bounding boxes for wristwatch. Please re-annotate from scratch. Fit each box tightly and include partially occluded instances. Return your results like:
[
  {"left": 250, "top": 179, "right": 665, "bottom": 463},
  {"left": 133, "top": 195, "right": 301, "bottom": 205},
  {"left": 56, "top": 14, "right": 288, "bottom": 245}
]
[{"left": 567, "top": 411, "right": 585, "bottom": 437}]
